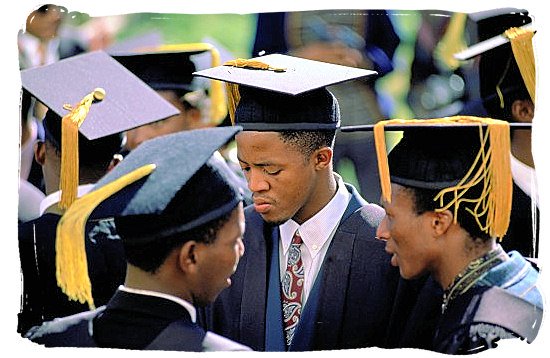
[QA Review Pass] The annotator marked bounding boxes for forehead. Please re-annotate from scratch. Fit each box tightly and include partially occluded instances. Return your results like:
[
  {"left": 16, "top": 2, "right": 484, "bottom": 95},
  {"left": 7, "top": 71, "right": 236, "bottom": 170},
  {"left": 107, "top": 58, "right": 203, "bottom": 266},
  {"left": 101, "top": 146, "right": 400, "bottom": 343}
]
[
  {"left": 235, "top": 131, "right": 302, "bottom": 160},
  {"left": 385, "top": 184, "right": 416, "bottom": 212}
]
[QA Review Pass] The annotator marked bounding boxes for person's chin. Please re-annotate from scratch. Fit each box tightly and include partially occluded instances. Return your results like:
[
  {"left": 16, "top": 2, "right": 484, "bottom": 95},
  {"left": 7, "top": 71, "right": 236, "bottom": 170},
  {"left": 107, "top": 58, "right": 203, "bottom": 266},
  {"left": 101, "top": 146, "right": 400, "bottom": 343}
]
[{"left": 262, "top": 215, "right": 288, "bottom": 226}]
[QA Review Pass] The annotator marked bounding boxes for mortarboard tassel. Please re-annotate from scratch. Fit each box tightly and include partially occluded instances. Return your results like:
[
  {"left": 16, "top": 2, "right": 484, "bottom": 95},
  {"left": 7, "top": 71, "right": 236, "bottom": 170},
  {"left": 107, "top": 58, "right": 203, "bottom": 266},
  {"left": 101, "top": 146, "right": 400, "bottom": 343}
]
[
  {"left": 505, "top": 27, "right": 536, "bottom": 104},
  {"left": 59, "top": 88, "right": 105, "bottom": 210},
  {"left": 222, "top": 58, "right": 287, "bottom": 125},
  {"left": 434, "top": 12, "right": 468, "bottom": 71},
  {"left": 374, "top": 116, "right": 512, "bottom": 240},
  {"left": 56, "top": 163, "right": 156, "bottom": 309}
]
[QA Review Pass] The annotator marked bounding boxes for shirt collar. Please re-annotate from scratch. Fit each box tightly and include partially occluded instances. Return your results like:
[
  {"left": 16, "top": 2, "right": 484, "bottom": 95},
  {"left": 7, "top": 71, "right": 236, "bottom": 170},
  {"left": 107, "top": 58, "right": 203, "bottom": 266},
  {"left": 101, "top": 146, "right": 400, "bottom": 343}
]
[
  {"left": 510, "top": 154, "right": 538, "bottom": 203},
  {"left": 39, "top": 183, "right": 95, "bottom": 215},
  {"left": 118, "top": 285, "right": 197, "bottom": 323},
  {"left": 279, "top": 174, "right": 351, "bottom": 258}
]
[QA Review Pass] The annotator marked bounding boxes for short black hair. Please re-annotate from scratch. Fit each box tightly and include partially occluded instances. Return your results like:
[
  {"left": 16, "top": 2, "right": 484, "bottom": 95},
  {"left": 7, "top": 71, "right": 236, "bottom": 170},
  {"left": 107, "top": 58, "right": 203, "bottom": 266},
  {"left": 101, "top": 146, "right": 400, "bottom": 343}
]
[
  {"left": 122, "top": 209, "right": 234, "bottom": 273},
  {"left": 405, "top": 184, "right": 491, "bottom": 242},
  {"left": 279, "top": 130, "right": 336, "bottom": 159}
]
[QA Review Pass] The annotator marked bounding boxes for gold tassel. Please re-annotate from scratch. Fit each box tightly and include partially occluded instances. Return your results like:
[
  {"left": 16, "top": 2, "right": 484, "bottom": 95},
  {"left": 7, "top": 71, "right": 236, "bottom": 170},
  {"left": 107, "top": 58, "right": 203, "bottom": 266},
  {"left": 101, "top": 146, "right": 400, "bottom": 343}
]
[
  {"left": 374, "top": 116, "right": 512, "bottom": 239},
  {"left": 56, "top": 163, "right": 156, "bottom": 309},
  {"left": 59, "top": 88, "right": 105, "bottom": 210},
  {"left": 156, "top": 43, "right": 227, "bottom": 125},
  {"left": 505, "top": 27, "right": 536, "bottom": 104},
  {"left": 222, "top": 58, "right": 287, "bottom": 125},
  {"left": 434, "top": 12, "right": 468, "bottom": 71}
]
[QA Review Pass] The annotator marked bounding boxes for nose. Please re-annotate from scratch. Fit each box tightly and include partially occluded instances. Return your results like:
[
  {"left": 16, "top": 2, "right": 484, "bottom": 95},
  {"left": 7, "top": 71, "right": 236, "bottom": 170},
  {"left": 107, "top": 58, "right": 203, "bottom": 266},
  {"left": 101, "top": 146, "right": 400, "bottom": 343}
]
[
  {"left": 247, "top": 169, "right": 269, "bottom": 193},
  {"left": 376, "top": 216, "right": 390, "bottom": 241}
]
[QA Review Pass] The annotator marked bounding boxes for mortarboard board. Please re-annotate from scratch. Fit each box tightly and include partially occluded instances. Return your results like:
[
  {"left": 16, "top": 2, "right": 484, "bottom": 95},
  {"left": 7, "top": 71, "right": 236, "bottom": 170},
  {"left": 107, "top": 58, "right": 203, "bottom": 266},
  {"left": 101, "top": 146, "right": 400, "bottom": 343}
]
[
  {"left": 55, "top": 126, "right": 243, "bottom": 309},
  {"left": 454, "top": 9, "right": 535, "bottom": 118},
  {"left": 111, "top": 43, "right": 228, "bottom": 125},
  {"left": 20, "top": 50, "right": 180, "bottom": 209},
  {"left": 193, "top": 53, "right": 377, "bottom": 131},
  {"left": 341, "top": 116, "right": 513, "bottom": 240}
]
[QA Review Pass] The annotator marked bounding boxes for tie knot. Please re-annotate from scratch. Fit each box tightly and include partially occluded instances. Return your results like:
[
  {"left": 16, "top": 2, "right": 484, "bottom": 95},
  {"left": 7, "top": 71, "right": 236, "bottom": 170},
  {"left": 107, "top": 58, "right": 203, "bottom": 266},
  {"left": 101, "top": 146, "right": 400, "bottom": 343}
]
[{"left": 292, "top": 231, "right": 302, "bottom": 245}]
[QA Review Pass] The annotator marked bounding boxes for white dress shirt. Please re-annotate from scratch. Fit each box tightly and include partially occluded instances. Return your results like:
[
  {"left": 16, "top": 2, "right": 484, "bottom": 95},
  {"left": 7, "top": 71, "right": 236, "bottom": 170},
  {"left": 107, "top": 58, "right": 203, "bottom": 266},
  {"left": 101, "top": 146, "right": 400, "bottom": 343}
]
[
  {"left": 510, "top": 154, "right": 538, "bottom": 206},
  {"left": 278, "top": 174, "right": 351, "bottom": 306},
  {"left": 39, "top": 184, "right": 95, "bottom": 215}
]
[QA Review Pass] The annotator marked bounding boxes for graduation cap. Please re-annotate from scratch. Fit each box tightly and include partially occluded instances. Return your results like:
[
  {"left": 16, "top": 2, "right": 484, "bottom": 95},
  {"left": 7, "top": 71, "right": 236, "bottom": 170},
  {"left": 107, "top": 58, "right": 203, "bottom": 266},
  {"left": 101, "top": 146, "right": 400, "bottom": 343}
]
[
  {"left": 342, "top": 116, "right": 513, "bottom": 240},
  {"left": 111, "top": 43, "right": 227, "bottom": 125},
  {"left": 454, "top": 8, "right": 535, "bottom": 118},
  {"left": 55, "top": 126, "right": 243, "bottom": 309},
  {"left": 193, "top": 53, "right": 377, "bottom": 131},
  {"left": 20, "top": 50, "right": 180, "bottom": 209}
]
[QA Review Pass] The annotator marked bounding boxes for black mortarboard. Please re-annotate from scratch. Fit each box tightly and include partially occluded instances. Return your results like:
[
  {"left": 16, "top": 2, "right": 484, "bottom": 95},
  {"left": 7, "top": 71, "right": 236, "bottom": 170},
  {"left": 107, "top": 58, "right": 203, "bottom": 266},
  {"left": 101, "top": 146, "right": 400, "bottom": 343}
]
[
  {"left": 56, "top": 126, "right": 243, "bottom": 308},
  {"left": 341, "top": 116, "right": 513, "bottom": 240},
  {"left": 111, "top": 50, "right": 197, "bottom": 94},
  {"left": 20, "top": 50, "right": 180, "bottom": 209},
  {"left": 193, "top": 53, "right": 377, "bottom": 131},
  {"left": 111, "top": 43, "right": 228, "bottom": 125},
  {"left": 455, "top": 9, "right": 535, "bottom": 118}
]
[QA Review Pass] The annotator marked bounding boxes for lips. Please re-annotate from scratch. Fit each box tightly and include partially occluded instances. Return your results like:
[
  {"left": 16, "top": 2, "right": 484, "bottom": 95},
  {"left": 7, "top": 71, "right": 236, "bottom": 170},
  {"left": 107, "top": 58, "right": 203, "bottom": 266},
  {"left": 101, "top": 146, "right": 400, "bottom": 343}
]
[{"left": 253, "top": 199, "right": 272, "bottom": 213}]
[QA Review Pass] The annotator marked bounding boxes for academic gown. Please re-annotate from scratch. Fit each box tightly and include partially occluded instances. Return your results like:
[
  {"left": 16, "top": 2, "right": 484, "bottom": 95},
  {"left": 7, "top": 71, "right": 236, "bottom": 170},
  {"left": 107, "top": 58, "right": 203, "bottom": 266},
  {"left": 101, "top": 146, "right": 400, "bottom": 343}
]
[
  {"left": 17, "top": 214, "right": 126, "bottom": 335},
  {"left": 199, "top": 183, "right": 438, "bottom": 351},
  {"left": 25, "top": 290, "right": 206, "bottom": 351}
]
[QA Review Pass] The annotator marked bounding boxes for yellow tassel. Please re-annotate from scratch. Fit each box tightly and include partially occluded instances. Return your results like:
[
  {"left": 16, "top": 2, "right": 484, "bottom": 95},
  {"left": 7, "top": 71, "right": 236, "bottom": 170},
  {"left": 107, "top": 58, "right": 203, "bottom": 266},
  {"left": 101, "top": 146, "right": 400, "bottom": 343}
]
[
  {"left": 373, "top": 116, "right": 512, "bottom": 239},
  {"left": 156, "top": 43, "right": 228, "bottom": 125},
  {"left": 56, "top": 163, "right": 156, "bottom": 309},
  {"left": 505, "top": 27, "right": 536, "bottom": 104},
  {"left": 434, "top": 12, "right": 468, "bottom": 71},
  {"left": 59, "top": 88, "right": 105, "bottom": 210},
  {"left": 221, "top": 58, "right": 287, "bottom": 125}
]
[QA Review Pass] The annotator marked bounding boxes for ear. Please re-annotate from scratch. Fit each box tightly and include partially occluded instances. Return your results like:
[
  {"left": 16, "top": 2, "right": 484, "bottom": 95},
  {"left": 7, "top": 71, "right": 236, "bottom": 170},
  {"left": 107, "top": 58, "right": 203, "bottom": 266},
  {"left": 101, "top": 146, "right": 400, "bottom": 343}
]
[
  {"left": 34, "top": 140, "right": 46, "bottom": 166},
  {"left": 177, "top": 240, "right": 199, "bottom": 274},
  {"left": 313, "top": 147, "right": 333, "bottom": 170},
  {"left": 511, "top": 99, "right": 534, "bottom": 123},
  {"left": 430, "top": 210, "right": 453, "bottom": 236}
]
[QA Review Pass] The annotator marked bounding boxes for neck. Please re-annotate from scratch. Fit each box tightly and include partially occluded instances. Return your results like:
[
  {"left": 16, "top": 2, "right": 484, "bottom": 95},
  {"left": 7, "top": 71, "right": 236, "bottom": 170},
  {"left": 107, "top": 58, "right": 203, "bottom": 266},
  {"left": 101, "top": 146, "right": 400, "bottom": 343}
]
[
  {"left": 511, "top": 130, "right": 534, "bottom": 168},
  {"left": 293, "top": 170, "right": 337, "bottom": 224},
  {"left": 434, "top": 233, "right": 497, "bottom": 290},
  {"left": 124, "top": 264, "right": 193, "bottom": 303}
]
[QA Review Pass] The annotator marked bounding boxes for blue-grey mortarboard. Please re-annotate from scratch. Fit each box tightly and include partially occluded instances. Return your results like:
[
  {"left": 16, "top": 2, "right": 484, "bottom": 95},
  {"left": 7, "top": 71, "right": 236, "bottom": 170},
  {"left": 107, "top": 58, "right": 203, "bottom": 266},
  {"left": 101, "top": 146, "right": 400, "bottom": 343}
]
[
  {"left": 55, "top": 126, "right": 243, "bottom": 309},
  {"left": 20, "top": 50, "right": 179, "bottom": 209}
]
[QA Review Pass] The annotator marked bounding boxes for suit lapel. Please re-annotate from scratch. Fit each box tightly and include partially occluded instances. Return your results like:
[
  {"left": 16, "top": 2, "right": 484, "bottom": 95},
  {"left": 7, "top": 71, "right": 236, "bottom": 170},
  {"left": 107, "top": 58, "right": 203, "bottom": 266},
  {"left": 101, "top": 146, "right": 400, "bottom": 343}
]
[
  {"left": 239, "top": 208, "right": 270, "bottom": 350},
  {"left": 291, "top": 185, "right": 365, "bottom": 350}
]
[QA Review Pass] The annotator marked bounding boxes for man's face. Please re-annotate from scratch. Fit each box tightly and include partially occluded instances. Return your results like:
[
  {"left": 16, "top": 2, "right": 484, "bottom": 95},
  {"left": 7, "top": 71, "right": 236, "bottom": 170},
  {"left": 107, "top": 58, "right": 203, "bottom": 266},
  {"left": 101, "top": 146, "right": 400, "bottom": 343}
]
[
  {"left": 193, "top": 204, "right": 245, "bottom": 306},
  {"left": 235, "top": 131, "right": 317, "bottom": 225},
  {"left": 376, "top": 184, "right": 436, "bottom": 280}
]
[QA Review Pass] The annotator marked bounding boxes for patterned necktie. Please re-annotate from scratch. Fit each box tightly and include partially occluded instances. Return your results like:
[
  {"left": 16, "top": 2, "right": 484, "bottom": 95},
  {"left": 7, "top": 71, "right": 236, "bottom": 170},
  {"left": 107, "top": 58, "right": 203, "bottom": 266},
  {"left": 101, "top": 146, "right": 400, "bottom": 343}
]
[{"left": 281, "top": 230, "right": 304, "bottom": 348}]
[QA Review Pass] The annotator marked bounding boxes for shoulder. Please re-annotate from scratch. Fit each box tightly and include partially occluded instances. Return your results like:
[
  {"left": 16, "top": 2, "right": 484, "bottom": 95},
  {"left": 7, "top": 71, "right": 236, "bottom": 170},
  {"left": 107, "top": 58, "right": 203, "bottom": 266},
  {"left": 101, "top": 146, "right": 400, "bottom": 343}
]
[
  {"left": 25, "top": 307, "right": 105, "bottom": 347},
  {"left": 435, "top": 286, "right": 542, "bottom": 353},
  {"left": 340, "top": 202, "right": 385, "bottom": 233}
]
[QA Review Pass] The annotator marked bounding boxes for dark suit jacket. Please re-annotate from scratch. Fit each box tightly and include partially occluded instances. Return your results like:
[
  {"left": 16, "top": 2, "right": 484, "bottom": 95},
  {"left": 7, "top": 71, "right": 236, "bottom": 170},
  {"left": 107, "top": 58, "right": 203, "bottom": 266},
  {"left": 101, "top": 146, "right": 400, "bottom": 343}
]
[
  {"left": 199, "top": 184, "right": 436, "bottom": 351},
  {"left": 18, "top": 214, "right": 126, "bottom": 335}
]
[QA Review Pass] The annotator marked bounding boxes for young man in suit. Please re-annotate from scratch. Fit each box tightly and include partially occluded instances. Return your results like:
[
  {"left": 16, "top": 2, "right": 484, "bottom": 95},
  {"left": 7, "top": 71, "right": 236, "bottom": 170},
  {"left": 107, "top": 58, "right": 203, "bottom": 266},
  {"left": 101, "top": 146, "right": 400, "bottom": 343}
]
[{"left": 195, "top": 54, "right": 440, "bottom": 351}]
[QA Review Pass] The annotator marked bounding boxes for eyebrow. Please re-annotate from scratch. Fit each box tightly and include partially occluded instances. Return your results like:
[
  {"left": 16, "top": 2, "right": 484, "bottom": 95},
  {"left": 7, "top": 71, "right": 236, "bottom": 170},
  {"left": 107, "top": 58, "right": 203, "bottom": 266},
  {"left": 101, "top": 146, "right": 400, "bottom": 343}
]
[{"left": 237, "top": 156, "right": 278, "bottom": 168}]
